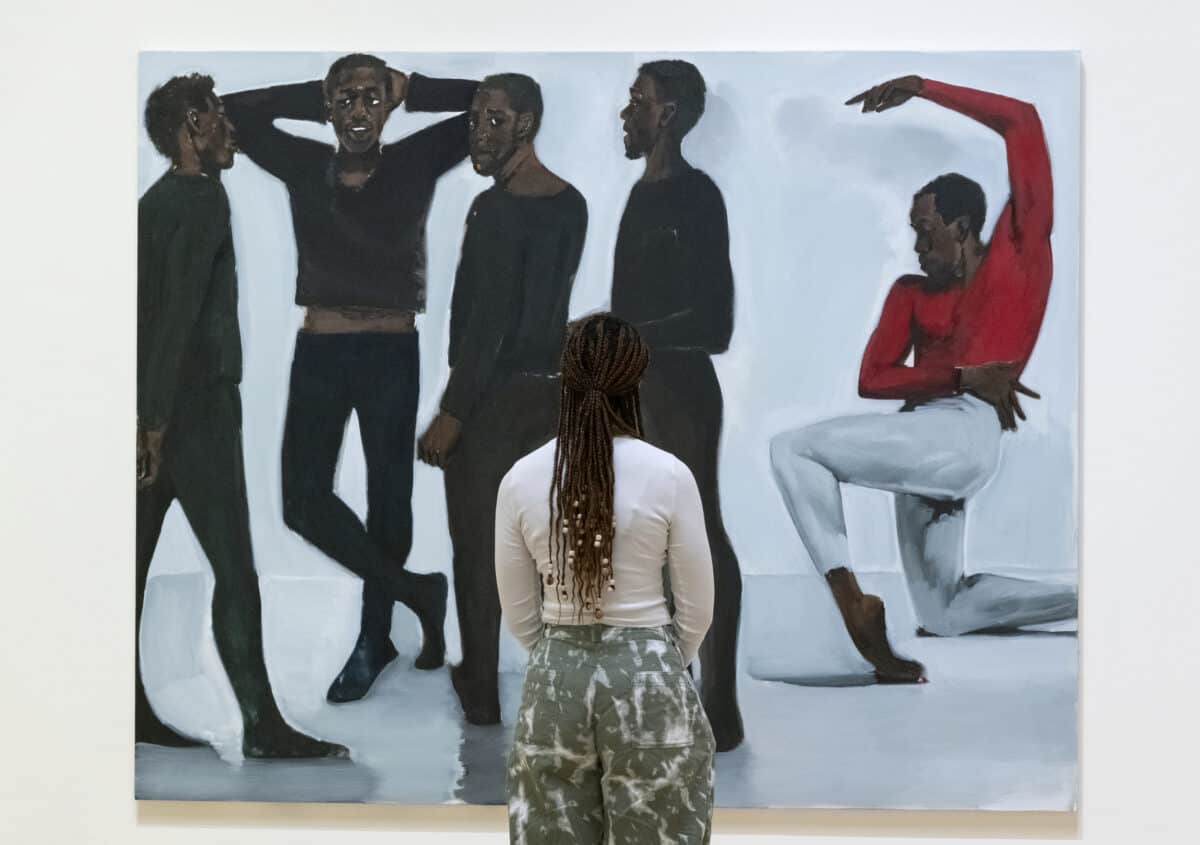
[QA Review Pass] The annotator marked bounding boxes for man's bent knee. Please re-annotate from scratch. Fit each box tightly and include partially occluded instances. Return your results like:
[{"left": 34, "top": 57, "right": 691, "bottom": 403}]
[{"left": 769, "top": 429, "right": 808, "bottom": 474}]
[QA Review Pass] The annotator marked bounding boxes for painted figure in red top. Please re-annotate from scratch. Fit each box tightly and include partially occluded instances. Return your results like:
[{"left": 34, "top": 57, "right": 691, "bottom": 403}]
[{"left": 769, "top": 76, "right": 1078, "bottom": 684}]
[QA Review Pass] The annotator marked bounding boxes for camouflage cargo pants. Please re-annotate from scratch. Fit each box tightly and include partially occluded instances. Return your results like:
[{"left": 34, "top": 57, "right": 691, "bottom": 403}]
[{"left": 507, "top": 624, "right": 716, "bottom": 844}]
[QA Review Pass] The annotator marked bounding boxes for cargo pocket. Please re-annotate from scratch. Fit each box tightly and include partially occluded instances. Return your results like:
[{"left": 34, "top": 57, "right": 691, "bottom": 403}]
[{"left": 628, "top": 671, "right": 697, "bottom": 749}]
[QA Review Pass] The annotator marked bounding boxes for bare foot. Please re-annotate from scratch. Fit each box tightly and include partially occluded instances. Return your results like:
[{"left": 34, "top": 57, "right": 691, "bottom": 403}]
[
  {"left": 826, "top": 568, "right": 926, "bottom": 683},
  {"left": 846, "top": 595, "right": 926, "bottom": 683}
]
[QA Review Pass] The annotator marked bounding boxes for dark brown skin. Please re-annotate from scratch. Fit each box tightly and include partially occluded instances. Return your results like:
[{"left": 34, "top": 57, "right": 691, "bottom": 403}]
[
  {"left": 323, "top": 66, "right": 409, "bottom": 188},
  {"left": 174, "top": 93, "right": 238, "bottom": 178},
  {"left": 136, "top": 428, "right": 166, "bottom": 491},
  {"left": 465, "top": 86, "right": 567, "bottom": 195},
  {"left": 849, "top": 75, "right": 1040, "bottom": 431},
  {"left": 826, "top": 567, "right": 926, "bottom": 683},
  {"left": 908, "top": 191, "right": 982, "bottom": 290},
  {"left": 417, "top": 85, "right": 567, "bottom": 469},
  {"left": 620, "top": 74, "right": 685, "bottom": 182},
  {"left": 418, "top": 413, "right": 462, "bottom": 469},
  {"left": 959, "top": 362, "right": 1041, "bottom": 431},
  {"left": 845, "top": 73, "right": 924, "bottom": 114},
  {"left": 137, "top": 94, "right": 238, "bottom": 491}
]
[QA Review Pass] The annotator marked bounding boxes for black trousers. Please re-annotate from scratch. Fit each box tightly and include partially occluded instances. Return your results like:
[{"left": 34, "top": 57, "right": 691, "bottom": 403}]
[
  {"left": 444, "top": 372, "right": 561, "bottom": 710},
  {"left": 640, "top": 350, "right": 743, "bottom": 727},
  {"left": 280, "top": 331, "right": 422, "bottom": 646},
  {"left": 136, "top": 382, "right": 278, "bottom": 732}
]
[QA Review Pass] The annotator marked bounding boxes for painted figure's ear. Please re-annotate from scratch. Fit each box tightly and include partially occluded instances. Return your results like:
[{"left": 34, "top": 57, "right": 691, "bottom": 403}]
[
  {"left": 659, "top": 102, "right": 678, "bottom": 130},
  {"left": 517, "top": 113, "right": 535, "bottom": 141},
  {"left": 953, "top": 215, "right": 972, "bottom": 243}
]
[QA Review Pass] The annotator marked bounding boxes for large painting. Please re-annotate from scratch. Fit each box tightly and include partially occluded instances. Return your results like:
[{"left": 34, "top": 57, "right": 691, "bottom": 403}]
[{"left": 135, "top": 50, "right": 1079, "bottom": 809}]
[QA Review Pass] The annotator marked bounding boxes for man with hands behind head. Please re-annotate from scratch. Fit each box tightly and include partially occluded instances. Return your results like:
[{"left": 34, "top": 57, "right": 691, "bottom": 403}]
[{"left": 224, "top": 55, "right": 479, "bottom": 705}]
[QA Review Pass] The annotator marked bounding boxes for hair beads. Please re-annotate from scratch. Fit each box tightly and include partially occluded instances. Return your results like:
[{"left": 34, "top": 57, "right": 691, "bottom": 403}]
[{"left": 546, "top": 314, "right": 649, "bottom": 621}]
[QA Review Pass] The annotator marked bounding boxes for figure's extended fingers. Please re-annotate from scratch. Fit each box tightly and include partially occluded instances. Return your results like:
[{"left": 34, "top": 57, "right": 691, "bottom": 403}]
[
  {"left": 1014, "top": 380, "right": 1041, "bottom": 400},
  {"left": 882, "top": 84, "right": 911, "bottom": 110},
  {"left": 845, "top": 89, "right": 870, "bottom": 106},
  {"left": 860, "top": 86, "right": 880, "bottom": 113},
  {"left": 1012, "top": 390, "right": 1027, "bottom": 421},
  {"left": 992, "top": 404, "right": 1009, "bottom": 430},
  {"left": 996, "top": 395, "right": 1016, "bottom": 431},
  {"left": 875, "top": 83, "right": 895, "bottom": 111}
]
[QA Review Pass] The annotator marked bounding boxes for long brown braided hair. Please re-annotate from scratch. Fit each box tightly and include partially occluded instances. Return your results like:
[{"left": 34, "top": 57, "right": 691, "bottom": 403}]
[{"left": 547, "top": 313, "right": 651, "bottom": 620}]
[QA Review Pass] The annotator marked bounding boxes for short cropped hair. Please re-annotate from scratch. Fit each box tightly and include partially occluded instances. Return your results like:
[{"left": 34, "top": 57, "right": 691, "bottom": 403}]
[
  {"left": 638, "top": 60, "right": 706, "bottom": 139},
  {"left": 144, "top": 73, "right": 216, "bottom": 162},
  {"left": 324, "top": 53, "right": 387, "bottom": 97},
  {"left": 480, "top": 73, "right": 544, "bottom": 137},
  {"left": 916, "top": 173, "right": 988, "bottom": 239}
]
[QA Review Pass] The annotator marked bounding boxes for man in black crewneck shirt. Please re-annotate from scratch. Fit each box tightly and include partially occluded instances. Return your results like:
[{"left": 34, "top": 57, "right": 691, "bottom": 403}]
[
  {"left": 224, "top": 55, "right": 478, "bottom": 704},
  {"left": 612, "top": 60, "right": 744, "bottom": 751},
  {"left": 417, "top": 73, "right": 587, "bottom": 725},
  {"left": 138, "top": 74, "right": 345, "bottom": 758}
]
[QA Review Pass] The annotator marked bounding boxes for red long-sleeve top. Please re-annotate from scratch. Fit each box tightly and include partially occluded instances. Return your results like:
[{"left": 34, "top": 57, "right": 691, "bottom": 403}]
[{"left": 858, "top": 79, "right": 1054, "bottom": 401}]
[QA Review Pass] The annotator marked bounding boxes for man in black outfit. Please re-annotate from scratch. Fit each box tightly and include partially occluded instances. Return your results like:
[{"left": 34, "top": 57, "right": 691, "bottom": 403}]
[
  {"left": 418, "top": 73, "right": 588, "bottom": 725},
  {"left": 138, "top": 73, "right": 346, "bottom": 758},
  {"left": 224, "top": 55, "right": 477, "bottom": 703},
  {"left": 612, "top": 60, "right": 744, "bottom": 751}
]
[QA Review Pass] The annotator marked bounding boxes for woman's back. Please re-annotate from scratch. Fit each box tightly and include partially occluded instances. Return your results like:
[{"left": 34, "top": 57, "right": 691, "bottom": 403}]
[
  {"left": 496, "top": 310, "right": 716, "bottom": 844},
  {"left": 496, "top": 435, "right": 713, "bottom": 665}
]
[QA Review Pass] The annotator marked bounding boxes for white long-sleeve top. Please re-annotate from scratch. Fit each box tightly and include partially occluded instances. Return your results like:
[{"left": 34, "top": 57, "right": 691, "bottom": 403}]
[{"left": 494, "top": 436, "right": 715, "bottom": 665}]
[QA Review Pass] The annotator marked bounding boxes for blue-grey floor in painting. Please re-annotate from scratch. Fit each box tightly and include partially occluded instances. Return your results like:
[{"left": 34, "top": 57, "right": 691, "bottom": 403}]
[{"left": 135, "top": 571, "right": 1077, "bottom": 809}]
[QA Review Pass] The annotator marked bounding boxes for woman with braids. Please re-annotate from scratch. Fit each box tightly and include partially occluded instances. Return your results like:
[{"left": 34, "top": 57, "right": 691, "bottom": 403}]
[{"left": 495, "top": 313, "right": 716, "bottom": 843}]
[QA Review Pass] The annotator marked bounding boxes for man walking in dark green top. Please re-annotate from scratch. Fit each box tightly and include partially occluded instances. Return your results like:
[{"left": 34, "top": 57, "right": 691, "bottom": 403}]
[{"left": 137, "top": 74, "right": 346, "bottom": 758}]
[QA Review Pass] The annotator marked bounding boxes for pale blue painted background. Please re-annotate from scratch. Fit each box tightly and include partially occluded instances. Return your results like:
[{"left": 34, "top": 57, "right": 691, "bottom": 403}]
[{"left": 138, "top": 51, "right": 1079, "bottom": 655}]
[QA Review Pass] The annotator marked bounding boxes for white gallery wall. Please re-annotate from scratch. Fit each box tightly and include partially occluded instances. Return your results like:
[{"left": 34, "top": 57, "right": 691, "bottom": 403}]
[{"left": 2, "top": 0, "right": 1198, "bottom": 843}]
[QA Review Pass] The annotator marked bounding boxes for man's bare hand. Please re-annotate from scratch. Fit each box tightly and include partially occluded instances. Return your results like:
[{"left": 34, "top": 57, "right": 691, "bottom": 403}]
[
  {"left": 417, "top": 412, "right": 462, "bottom": 469},
  {"left": 958, "top": 362, "right": 1041, "bottom": 431},
  {"left": 137, "top": 427, "right": 165, "bottom": 490},
  {"left": 845, "top": 75, "right": 923, "bottom": 113},
  {"left": 387, "top": 69, "right": 409, "bottom": 111}
]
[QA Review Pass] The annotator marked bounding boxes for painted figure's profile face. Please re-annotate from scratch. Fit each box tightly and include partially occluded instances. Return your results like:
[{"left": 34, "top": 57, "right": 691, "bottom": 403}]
[
  {"left": 192, "top": 95, "right": 237, "bottom": 171},
  {"left": 910, "top": 192, "right": 968, "bottom": 285},
  {"left": 620, "top": 74, "right": 670, "bottom": 160},
  {"left": 468, "top": 87, "right": 523, "bottom": 177},
  {"left": 326, "top": 67, "right": 390, "bottom": 154}
]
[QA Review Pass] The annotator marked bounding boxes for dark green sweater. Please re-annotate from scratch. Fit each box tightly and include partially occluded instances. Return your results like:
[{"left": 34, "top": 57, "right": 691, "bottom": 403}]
[{"left": 138, "top": 172, "right": 241, "bottom": 430}]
